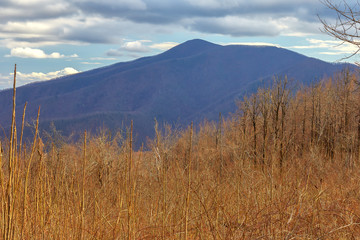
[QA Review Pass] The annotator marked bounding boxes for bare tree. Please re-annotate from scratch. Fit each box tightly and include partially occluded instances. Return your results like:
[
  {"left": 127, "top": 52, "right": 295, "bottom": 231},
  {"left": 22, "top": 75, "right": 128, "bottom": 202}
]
[{"left": 320, "top": 0, "right": 360, "bottom": 63}]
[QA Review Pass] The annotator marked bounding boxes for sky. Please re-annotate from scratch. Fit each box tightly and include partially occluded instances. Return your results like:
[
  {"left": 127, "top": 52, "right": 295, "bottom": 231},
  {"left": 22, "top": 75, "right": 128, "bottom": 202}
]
[{"left": 0, "top": 0, "right": 358, "bottom": 89}]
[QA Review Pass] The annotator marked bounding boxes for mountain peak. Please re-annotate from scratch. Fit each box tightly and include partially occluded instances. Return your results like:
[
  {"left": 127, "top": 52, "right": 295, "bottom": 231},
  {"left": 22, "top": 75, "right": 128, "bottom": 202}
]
[
  {"left": 159, "top": 39, "right": 220, "bottom": 59},
  {"left": 181, "top": 39, "right": 219, "bottom": 47}
]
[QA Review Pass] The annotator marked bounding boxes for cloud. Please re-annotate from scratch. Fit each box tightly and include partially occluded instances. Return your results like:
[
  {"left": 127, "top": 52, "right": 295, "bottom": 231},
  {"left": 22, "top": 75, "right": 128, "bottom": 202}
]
[
  {"left": 186, "top": 0, "right": 239, "bottom": 9},
  {"left": 0, "top": 0, "right": 329, "bottom": 47},
  {"left": 17, "top": 67, "right": 78, "bottom": 84},
  {"left": 0, "top": 67, "right": 79, "bottom": 89},
  {"left": 189, "top": 16, "right": 284, "bottom": 37},
  {"left": 58, "top": 16, "right": 127, "bottom": 44},
  {"left": 7, "top": 47, "right": 63, "bottom": 58},
  {"left": 290, "top": 38, "right": 340, "bottom": 49},
  {"left": 188, "top": 14, "right": 321, "bottom": 37},
  {"left": 186, "top": 0, "right": 300, "bottom": 10},
  {"left": 278, "top": 17, "right": 320, "bottom": 36},
  {"left": 0, "top": 0, "right": 76, "bottom": 21},
  {"left": 290, "top": 38, "right": 358, "bottom": 55},
  {"left": 90, "top": 57, "right": 117, "bottom": 60},
  {"left": 81, "top": 62, "right": 102, "bottom": 65},
  {"left": 106, "top": 49, "right": 123, "bottom": 57},
  {"left": 105, "top": 49, "right": 143, "bottom": 59},
  {"left": 0, "top": 16, "right": 127, "bottom": 48},
  {"left": 106, "top": 40, "right": 152, "bottom": 57},
  {"left": 319, "top": 51, "right": 343, "bottom": 56},
  {"left": 76, "top": 0, "right": 147, "bottom": 12},
  {"left": 6, "top": 47, "right": 78, "bottom": 58},
  {"left": 223, "top": 42, "right": 280, "bottom": 47},
  {"left": 150, "top": 42, "right": 179, "bottom": 51},
  {"left": 288, "top": 38, "right": 360, "bottom": 62},
  {"left": 16, "top": 67, "right": 79, "bottom": 81},
  {"left": 75, "top": 0, "right": 322, "bottom": 25},
  {"left": 121, "top": 40, "right": 150, "bottom": 52},
  {"left": 0, "top": 73, "right": 12, "bottom": 89}
]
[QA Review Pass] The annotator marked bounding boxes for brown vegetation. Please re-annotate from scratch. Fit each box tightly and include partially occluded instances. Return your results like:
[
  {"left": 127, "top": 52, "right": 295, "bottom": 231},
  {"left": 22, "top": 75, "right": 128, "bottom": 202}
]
[{"left": 1, "top": 67, "right": 360, "bottom": 239}]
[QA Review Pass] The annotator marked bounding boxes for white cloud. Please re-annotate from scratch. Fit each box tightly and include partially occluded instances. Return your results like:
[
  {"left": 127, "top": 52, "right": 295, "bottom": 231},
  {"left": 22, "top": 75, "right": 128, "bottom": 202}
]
[
  {"left": 2, "top": 21, "right": 49, "bottom": 35},
  {"left": 290, "top": 39, "right": 341, "bottom": 49},
  {"left": 278, "top": 17, "right": 321, "bottom": 36},
  {"left": 18, "top": 67, "right": 78, "bottom": 79},
  {"left": 81, "top": 62, "right": 102, "bottom": 65},
  {"left": 121, "top": 40, "right": 150, "bottom": 52},
  {"left": 8, "top": 47, "right": 63, "bottom": 58},
  {"left": 0, "top": 67, "right": 79, "bottom": 89},
  {"left": 0, "top": 16, "right": 126, "bottom": 48},
  {"left": 106, "top": 40, "right": 153, "bottom": 56},
  {"left": 6, "top": 47, "right": 78, "bottom": 58},
  {"left": 0, "top": 73, "right": 12, "bottom": 89},
  {"left": 90, "top": 57, "right": 117, "bottom": 60},
  {"left": 290, "top": 38, "right": 358, "bottom": 56},
  {"left": 223, "top": 42, "right": 280, "bottom": 47},
  {"left": 319, "top": 52, "right": 343, "bottom": 55},
  {"left": 16, "top": 67, "right": 78, "bottom": 86},
  {"left": 150, "top": 42, "right": 179, "bottom": 51}
]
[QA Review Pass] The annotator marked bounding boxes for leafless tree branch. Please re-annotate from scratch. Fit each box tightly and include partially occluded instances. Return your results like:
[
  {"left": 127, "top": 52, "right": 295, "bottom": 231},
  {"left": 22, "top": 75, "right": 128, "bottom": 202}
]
[{"left": 319, "top": 0, "right": 360, "bottom": 64}]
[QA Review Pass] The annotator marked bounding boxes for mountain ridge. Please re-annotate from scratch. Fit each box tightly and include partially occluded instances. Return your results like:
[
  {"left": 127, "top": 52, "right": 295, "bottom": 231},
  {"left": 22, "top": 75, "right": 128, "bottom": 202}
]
[{"left": 0, "top": 39, "right": 355, "bottom": 144}]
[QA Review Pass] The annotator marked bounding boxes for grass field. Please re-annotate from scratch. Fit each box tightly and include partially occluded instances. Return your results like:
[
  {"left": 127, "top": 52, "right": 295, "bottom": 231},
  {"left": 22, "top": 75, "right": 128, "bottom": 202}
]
[{"left": 1, "top": 68, "right": 360, "bottom": 239}]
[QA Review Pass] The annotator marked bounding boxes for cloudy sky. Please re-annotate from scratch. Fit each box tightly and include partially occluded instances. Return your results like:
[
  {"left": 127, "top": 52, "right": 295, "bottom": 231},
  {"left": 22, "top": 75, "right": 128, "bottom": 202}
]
[{"left": 0, "top": 0, "right": 358, "bottom": 89}]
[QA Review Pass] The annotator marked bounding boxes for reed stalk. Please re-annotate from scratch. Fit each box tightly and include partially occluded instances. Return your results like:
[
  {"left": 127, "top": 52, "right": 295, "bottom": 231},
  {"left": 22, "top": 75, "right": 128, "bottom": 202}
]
[
  {"left": 3, "top": 64, "right": 17, "bottom": 240},
  {"left": 127, "top": 120, "right": 133, "bottom": 240},
  {"left": 184, "top": 122, "right": 193, "bottom": 240},
  {"left": 79, "top": 131, "right": 87, "bottom": 240},
  {"left": 21, "top": 106, "right": 40, "bottom": 238},
  {"left": 18, "top": 102, "right": 27, "bottom": 159}
]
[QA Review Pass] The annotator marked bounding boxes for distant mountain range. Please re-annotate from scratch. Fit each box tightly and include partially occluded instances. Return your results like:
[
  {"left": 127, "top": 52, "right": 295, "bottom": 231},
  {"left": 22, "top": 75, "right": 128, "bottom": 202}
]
[{"left": 0, "top": 39, "right": 354, "bottom": 144}]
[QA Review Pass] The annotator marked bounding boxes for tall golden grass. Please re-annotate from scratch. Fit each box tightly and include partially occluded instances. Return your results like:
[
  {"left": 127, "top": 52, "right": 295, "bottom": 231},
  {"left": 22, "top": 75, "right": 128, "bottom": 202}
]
[{"left": 0, "top": 66, "right": 360, "bottom": 239}]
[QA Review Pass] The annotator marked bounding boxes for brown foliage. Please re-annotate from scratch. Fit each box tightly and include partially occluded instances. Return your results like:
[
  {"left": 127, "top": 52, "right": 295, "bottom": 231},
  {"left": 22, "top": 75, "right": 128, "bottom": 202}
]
[{"left": 0, "top": 69, "right": 360, "bottom": 239}]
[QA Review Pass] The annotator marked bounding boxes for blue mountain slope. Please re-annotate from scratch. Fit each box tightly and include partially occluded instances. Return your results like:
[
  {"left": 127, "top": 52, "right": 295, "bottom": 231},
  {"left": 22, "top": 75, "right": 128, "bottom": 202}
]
[{"left": 0, "top": 39, "right": 354, "bottom": 143}]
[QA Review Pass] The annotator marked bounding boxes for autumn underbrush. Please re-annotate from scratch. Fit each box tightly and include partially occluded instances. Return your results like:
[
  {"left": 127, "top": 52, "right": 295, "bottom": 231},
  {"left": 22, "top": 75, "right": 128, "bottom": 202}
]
[
  {"left": 1, "top": 68, "right": 360, "bottom": 239},
  {"left": 1, "top": 127, "right": 360, "bottom": 239}
]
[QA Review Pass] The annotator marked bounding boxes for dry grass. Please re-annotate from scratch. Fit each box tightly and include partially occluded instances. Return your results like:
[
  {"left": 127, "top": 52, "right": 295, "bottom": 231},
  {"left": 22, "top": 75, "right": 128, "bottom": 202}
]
[{"left": 0, "top": 67, "right": 360, "bottom": 239}]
